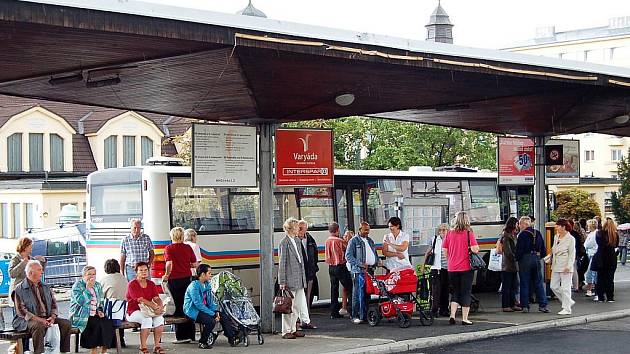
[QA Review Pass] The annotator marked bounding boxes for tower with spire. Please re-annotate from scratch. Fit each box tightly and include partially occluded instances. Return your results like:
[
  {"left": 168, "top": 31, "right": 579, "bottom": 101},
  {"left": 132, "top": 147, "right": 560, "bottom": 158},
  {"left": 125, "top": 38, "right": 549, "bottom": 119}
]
[
  {"left": 236, "top": 1, "right": 267, "bottom": 18},
  {"left": 425, "top": 0, "right": 454, "bottom": 44}
]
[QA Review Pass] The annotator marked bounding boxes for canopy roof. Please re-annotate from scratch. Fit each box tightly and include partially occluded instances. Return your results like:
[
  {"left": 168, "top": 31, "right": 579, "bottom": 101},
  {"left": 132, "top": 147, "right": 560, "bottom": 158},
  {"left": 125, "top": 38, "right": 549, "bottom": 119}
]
[{"left": 2, "top": 0, "right": 630, "bottom": 136}]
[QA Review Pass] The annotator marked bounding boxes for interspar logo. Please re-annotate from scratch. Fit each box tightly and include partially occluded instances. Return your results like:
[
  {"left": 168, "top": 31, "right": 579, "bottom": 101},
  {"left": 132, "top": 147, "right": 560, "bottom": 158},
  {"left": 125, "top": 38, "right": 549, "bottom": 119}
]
[{"left": 283, "top": 168, "right": 329, "bottom": 175}]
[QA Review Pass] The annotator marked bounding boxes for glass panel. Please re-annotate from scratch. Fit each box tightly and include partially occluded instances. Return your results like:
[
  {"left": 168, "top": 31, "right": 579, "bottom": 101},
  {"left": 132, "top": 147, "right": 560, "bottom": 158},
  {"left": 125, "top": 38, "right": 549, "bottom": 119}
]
[
  {"left": 123, "top": 136, "right": 136, "bottom": 167},
  {"left": 50, "top": 134, "right": 64, "bottom": 171},
  {"left": 104, "top": 135, "right": 117, "bottom": 168},
  {"left": 141, "top": 136, "right": 153, "bottom": 165},
  {"left": 7, "top": 133, "right": 22, "bottom": 172},
  {"left": 29, "top": 133, "right": 44, "bottom": 171},
  {"left": 297, "top": 187, "right": 333, "bottom": 228},
  {"left": 231, "top": 194, "right": 260, "bottom": 230},
  {"left": 274, "top": 193, "right": 298, "bottom": 229},
  {"left": 12, "top": 203, "right": 21, "bottom": 238},
  {"left": 352, "top": 189, "right": 363, "bottom": 230},
  {"left": 336, "top": 189, "right": 349, "bottom": 233},
  {"left": 26, "top": 203, "right": 34, "bottom": 229},
  {"left": 1, "top": 203, "right": 9, "bottom": 238},
  {"left": 468, "top": 180, "right": 501, "bottom": 222},
  {"left": 90, "top": 183, "right": 142, "bottom": 222},
  {"left": 366, "top": 179, "right": 411, "bottom": 226},
  {"left": 169, "top": 176, "right": 230, "bottom": 232}
]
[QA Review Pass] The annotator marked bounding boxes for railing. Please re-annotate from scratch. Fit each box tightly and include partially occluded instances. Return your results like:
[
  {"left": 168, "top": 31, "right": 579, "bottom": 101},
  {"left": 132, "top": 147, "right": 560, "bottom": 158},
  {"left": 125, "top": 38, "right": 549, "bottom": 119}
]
[{"left": 44, "top": 255, "right": 86, "bottom": 287}]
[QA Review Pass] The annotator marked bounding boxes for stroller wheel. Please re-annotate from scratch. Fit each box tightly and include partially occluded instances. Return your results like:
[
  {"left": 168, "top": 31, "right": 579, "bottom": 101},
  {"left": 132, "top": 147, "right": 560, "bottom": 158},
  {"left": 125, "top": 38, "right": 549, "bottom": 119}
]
[
  {"left": 208, "top": 332, "right": 218, "bottom": 346},
  {"left": 367, "top": 310, "right": 380, "bottom": 327},
  {"left": 397, "top": 312, "right": 411, "bottom": 328},
  {"left": 257, "top": 333, "right": 264, "bottom": 345},
  {"left": 243, "top": 335, "right": 249, "bottom": 347}
]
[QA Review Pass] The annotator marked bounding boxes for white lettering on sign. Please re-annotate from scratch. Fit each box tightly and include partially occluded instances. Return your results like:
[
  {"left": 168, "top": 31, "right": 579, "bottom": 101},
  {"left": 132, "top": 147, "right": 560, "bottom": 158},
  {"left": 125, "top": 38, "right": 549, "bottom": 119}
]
[{"left": 292, "top": 152, "right": 319, "bottom": 161}]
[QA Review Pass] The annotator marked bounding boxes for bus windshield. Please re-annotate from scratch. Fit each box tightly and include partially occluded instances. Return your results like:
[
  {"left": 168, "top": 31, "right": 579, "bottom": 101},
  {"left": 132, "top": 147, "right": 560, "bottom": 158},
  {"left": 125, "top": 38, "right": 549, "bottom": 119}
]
[{"left": 90, "top": 183, "right": 142, "bottom": 222}]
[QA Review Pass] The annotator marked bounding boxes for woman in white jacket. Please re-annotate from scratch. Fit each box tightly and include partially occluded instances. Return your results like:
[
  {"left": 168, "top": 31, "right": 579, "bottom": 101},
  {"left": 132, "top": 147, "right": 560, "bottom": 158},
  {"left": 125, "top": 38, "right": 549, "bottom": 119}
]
[{"left": 548, "top": 218, "right": 576, "bottom": 315}]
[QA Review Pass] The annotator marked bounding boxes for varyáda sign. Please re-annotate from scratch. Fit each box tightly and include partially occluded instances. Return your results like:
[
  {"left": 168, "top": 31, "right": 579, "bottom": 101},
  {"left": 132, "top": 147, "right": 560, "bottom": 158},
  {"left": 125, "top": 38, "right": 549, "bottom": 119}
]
[
  {"left": 192, "top": 123, "right": 257, "bottom": 187},
  {"left": 275, "top": 128, "right": 334, "bottom": 186}
]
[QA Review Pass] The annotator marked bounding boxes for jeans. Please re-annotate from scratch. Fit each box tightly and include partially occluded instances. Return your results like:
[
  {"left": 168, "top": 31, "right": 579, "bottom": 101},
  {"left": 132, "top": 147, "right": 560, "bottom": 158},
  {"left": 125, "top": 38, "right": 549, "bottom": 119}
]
[
  {"left": 329, "top": 265, "right": 352, "bottom": 316},
  {"left": 195, "top": 311, "right": 236, "bottom": 344},
  {"left": 620, "top": 246, "right": 628, "bottom": 265},
  {"left": 125, "top": 265, "right": 137, "bottom": 282},
  {"left": 518, "top": 254, "right": 548, "bottom": 309},
  {"left": 501, "top": 271, "right": 517, "bottom": 308},
  {"left": 351, "top": 273, "right": 368, "bottom": 320},
  {"left": 585, "top": 255, "right": 598, "bottom": 284}
]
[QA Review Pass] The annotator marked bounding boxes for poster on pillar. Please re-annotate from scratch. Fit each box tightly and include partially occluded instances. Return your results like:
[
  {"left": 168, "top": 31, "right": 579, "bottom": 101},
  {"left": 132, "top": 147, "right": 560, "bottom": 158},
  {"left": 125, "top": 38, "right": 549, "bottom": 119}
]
[
  {"left": 497, "top": 137, "right": 535, "bottom": 185},
  {"left": 191, "top": 123, "right": 257, "bottom": 187},
  {"left": 275, "top": 128, "right": 334, "bottom": 186},
  {"left": 545, "top": 139, "right": 580, "bottom": 184}
]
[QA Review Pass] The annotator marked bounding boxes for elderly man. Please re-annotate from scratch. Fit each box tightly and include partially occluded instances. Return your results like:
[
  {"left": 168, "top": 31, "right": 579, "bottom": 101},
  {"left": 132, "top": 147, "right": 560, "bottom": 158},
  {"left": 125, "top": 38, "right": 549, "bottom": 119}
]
[
  {"left": 12, "top": 260, "right": 72, "bottom": 354},
  {"left": 296, "top": 220, "right": 319, "bottom": 330},
  {"left": 515, "top": 216, "right": 549, "bottom": 313},
  {"left": 120, "top": 219, "right": 155, "bottom": 281},
  {"left": 345, "top": 222, "right": 378, "bottom": 324}
]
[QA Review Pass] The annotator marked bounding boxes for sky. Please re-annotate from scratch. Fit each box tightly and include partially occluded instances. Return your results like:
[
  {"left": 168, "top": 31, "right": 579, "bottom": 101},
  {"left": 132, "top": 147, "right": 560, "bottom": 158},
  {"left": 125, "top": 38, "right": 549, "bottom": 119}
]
[{"left": 144, "top": 0, "right": 630, "bottom": 49}]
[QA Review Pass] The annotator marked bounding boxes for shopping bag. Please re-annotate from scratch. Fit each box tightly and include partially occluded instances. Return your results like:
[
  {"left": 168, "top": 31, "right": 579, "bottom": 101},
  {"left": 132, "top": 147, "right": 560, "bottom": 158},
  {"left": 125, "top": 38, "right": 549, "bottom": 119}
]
[
  {"left": 488, "top": 248, "right": 503, "bottom": 272},
  {"left": 44, "top": 323, "right": 60, "bottom": 354},
  {"left": 160, "top": 283, "right": 176, "bottom": 316}
]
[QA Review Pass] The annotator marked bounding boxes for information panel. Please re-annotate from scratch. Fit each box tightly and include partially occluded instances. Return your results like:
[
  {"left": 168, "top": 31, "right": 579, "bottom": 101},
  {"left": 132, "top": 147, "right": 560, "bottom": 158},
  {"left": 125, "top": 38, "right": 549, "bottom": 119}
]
[
  {"left": 545, "top": 139, "right": 580, "bottom": 185},
  {"left": 192, "top": 123, "right": 257, "bottom": 187},
  {"left": 497, "top": 137, "right": 535, "bottom": 185},
  {"left": 275, "top": 128, "right": 334, "bottom": 186}
]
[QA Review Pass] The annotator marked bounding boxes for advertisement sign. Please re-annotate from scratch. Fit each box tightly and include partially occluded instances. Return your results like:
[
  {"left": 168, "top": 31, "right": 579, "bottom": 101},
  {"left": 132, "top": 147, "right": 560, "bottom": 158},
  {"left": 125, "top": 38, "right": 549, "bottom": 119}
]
[
  {"left": 497, "top": 137, "right": 535, "bottom": 185},
  {"left": 192, "top": 123, "right": 257, "bottom": 187},
  {"left": 275, "top": 128, "right": 334, "bottom": 186},
  {"left": 545, "top": 139, "right": 580, "bottom": 184}
]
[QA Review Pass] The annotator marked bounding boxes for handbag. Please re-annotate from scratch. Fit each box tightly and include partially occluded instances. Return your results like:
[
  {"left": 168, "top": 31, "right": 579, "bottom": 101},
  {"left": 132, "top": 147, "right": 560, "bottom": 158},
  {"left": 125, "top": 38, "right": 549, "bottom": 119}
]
[
  {"left": 272, "top": 289, "right": 293, "bottom": 314},
  {"left": 103, "top": 298, "right": 127, "bottom": 327},
  {"left": 424, "top": 236, "right": 438, "bottom": 265},
  {"left": 468, "top": 231, "right": 486, "bottom": 271},
  {"left": 139, "top": 302, "right": 164, "bottom": 318}
]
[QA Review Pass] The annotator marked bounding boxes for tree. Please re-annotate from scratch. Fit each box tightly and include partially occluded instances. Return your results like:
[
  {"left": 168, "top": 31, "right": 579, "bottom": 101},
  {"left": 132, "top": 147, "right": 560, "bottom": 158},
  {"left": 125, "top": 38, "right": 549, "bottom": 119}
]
[
  {"left": 611, "top": 146, "right": 630, "bottom": 223},
  {"left": 554, "top": 188, "right": 602, "bottom": 220},
  {"left": 164, "top": 129, "right": 192, "bottom": 165}
]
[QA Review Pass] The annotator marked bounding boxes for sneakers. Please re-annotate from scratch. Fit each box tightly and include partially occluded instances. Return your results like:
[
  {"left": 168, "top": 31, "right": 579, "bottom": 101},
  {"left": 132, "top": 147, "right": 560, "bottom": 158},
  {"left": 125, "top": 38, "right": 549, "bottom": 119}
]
[
  {"left": 538, "top": 307, "right": 550, "bottom": 313},
  {"left": 198, "top": 342, "right": 212, "bottom": 349},
  {"left": 607, "top": 300, "right": 615, "bottom": 303},
  {"left": 593, "top": 296, "right": 600, "bottom": 301},
  {"left": 352, "top": 318, "right": 363, "bottom": 324},
  {"left": 585, "top": 290, "right": 594, "bottom": 297},
  {"left": 339, "top": 308, "right": 348, "bottom": 316},
  {"left": 172, "top": 339, "right": 191, "bottom": 344},
  {"left": 558, "top": 309, "right": 571, "bottom": 315}
]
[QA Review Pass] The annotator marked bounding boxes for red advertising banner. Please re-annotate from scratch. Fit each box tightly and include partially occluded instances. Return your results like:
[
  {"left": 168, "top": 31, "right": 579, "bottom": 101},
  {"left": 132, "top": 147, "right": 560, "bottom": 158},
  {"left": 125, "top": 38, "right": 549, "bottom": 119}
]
[
  {"left": 275, "top": 128, "right": 334, "bottom": 186},
  {"left": 498, "top": 137, "right": 535, "bottom": 185}
]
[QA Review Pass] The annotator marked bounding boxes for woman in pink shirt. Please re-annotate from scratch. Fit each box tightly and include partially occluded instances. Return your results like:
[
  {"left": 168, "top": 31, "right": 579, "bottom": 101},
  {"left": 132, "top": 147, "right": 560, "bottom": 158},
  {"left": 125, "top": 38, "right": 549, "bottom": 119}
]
[{"left": 442, "top": 211, "right": 479, "bottom": 325}]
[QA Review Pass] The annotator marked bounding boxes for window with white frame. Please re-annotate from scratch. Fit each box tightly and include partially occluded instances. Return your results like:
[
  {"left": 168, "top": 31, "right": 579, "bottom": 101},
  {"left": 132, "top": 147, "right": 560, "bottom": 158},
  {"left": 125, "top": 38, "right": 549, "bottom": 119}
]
[
  {"left": 123, "top": 136, "right": 136, "bottom": 167},
  {"left": 104, "top": 135, "right": 117, "bottom": 169},
  {"left": 50, "top": 134, "right": 64, "bottom": 171},
  {"left": 141, "top": 136, "right": 153, "bottom": 165},
  {"left": 29, "top": 133, "right": 44, "bottom": 171},
  {"left": 611, "top": 149, "right": 623, "bottom": 162},
  {"left": 1, "top": 203, "right": 8, "bottom": 238},
  {"left": 585, "top": 150, "right": 595, "bottom": 161},
  {"left": 12, "top": 203, "right": 20, "bottom": 237},
  {"left": 25, "top": 203, "right": 35, "bottom": 229},
  {"left": 7, "top": 133, "right": 22, "bottom": 172}
]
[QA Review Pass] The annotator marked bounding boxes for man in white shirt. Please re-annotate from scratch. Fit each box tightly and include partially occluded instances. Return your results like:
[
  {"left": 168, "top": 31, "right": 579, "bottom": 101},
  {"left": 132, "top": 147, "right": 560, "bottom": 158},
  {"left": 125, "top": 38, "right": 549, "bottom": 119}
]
[{"left": 345, "top": 222, "right": 378, "bottom": 324}]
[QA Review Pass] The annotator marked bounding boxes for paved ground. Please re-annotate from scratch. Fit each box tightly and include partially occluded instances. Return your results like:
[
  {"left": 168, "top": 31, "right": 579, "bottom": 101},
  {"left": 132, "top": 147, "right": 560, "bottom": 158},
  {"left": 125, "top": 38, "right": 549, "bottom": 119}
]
[
  {"left": 418, "top": 316, "right": 630, "bottom": 354},
  {"left": 1, "top": 265, "right": 629, "bottom": 353}
]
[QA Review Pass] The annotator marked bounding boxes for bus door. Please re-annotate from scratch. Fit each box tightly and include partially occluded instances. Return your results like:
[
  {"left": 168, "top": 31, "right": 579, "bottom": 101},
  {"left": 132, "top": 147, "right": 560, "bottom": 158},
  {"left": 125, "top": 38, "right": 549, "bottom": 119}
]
[
  {"left": 335, "top": 186, "right": 364, "bottom": 233},
  {"left": 402, "top": 198, "right": 449, "bottom": 267}
]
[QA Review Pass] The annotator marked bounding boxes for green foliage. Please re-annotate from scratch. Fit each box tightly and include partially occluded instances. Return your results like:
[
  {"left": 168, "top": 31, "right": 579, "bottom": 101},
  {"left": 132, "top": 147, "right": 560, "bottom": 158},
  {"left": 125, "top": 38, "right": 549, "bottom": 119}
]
[
  {"left": 285, "top": 117, "right": 497, "bottom": 170},
  {"left": 554, "top": 188, "right": 602, "bottom": 220},
  {"left": 611, "top": 192, "right": 630, "bottom": 224},
  {"left": 612, "top": 147, "right": 630, "bottom": 223},
  {"left": 164, "top": 130, "right": 192, "bottom": 165}
]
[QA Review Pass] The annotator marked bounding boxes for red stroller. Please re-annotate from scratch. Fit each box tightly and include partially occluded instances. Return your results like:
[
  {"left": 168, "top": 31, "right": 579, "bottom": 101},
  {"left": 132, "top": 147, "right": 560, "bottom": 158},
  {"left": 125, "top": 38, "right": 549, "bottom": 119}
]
[{"left": 366, "top": 268, "right": 417, "bottom": 328}]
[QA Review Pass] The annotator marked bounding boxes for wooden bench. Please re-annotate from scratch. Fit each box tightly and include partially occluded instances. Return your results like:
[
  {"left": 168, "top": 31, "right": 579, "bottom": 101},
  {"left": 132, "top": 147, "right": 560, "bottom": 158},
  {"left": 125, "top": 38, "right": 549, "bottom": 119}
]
[{"left": 1, "top": 316, "right": 190, "bottom": 354}]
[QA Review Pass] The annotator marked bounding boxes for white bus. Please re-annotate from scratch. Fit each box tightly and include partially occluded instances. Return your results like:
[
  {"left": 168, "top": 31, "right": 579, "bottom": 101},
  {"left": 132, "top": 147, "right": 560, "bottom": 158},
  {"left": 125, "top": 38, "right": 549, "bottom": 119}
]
[{"left": 85, "top": 161, "right": 533, "bottom": 302}]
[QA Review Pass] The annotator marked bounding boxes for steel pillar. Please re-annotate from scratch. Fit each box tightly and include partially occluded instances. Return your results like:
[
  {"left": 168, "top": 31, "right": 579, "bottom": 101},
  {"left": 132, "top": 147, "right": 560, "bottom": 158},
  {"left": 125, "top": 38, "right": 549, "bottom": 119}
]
[{"left": 534, "top": 136, "right": 547, "bottom": 233}]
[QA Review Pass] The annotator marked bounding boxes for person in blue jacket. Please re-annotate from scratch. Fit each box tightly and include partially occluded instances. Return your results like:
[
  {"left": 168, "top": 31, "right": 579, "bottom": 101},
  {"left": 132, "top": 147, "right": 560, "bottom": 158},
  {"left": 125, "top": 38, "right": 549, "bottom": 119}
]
[{"left": 184, "top": 264, "right": 237, "bottom": 349}]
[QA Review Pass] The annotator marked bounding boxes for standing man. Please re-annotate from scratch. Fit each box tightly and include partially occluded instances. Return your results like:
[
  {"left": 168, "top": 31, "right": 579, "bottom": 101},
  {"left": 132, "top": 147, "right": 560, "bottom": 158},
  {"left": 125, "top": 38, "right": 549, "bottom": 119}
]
[
  {"left": 296, "top": 220, "right": 318, "bottom": 330},
  {"left": 12, "top": 260, "right": 72, "bottom": 354},
  {"left": 515, "top": 216, "right": 549, "bottom": 313},
  {"left": 325, "top": 222, "right": 353, "bottom": 319},
  {"left": 345, "top": 222, "right": 378, "bottom": 324},
  {"left": 120, "top": 219, "right": 155, "bottom": 281}
]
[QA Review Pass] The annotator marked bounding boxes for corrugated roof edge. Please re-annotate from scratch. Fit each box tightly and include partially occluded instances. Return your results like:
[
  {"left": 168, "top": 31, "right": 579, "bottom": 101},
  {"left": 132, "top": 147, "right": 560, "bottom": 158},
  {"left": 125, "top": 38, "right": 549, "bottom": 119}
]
[{"left": 20, "top": 0, "right": 630, "bottom": 79}]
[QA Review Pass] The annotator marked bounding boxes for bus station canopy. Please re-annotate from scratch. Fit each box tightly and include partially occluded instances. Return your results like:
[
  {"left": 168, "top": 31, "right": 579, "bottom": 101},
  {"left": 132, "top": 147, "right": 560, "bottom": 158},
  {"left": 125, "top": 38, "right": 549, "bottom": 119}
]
[{"left": 3, "top": 0, "right": 630, "bottom": 137}]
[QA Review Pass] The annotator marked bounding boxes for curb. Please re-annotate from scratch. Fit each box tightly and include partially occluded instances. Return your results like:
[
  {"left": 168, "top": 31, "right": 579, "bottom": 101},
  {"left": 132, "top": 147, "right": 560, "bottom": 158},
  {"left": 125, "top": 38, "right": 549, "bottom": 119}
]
[{"left": 326, "top": 309, "right": 630, "bottom": 354}]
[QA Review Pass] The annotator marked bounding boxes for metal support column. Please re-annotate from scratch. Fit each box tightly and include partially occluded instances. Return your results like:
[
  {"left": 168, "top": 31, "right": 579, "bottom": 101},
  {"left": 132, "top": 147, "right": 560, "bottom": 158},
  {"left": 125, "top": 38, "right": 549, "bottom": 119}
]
[
  {"left": 534, "top": 136, "right": 547, "bottom": 234},
  {"left": 258, "top": 123, "right": 276, "bottom": 333}
]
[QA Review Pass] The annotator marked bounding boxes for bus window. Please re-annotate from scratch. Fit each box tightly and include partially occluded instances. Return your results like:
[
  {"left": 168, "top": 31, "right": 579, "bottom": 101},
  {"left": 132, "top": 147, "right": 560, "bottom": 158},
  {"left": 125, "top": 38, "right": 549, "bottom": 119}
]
[
  {"left": 274, "top": 193, "right": 299, "bottom": 229},
  {"left": 353, "top": 189, "right": 364, "bottom": 229},
  {"left": 90, "top": 183, "right": 142, "bottom": 222},
  {"left": 336, "top": 189, "right": 349, "bottom": 232},
  {"left": 297, "top": 187, "right": 334, "bottom": 228},
  {"left": 366, "top": 179, "right": 411, "bottom": 226},
  {"left": 468, "top": 180, "right": 501, "bottom": 222},
  {"left": 230, "top": 194, "right": 259, "bottom": 230},
  {"left": 169, "top": 177, "right": 230, "bottom": 232}
]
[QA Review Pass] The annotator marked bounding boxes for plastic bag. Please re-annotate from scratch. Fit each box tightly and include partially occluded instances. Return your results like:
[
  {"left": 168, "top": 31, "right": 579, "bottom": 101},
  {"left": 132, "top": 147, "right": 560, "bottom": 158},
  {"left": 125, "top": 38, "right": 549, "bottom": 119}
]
[
  {"left": 44, "top": 324, "right": 61, "bottom": 354},
  {"left": 488, "top": 248, "right": 503, "bottom": 272}
]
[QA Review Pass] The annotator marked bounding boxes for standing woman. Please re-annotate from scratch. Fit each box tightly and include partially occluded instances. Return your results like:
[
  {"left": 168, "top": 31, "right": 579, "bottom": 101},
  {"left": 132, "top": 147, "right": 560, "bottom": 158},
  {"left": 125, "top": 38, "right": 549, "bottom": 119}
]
[
  {"left": 9, "top": 237, "right": 47, "bottom": 303},
  {"left": 500, "top": 217, "right": 521, "bottom": 312},
  {"left": 162, "top": 227, "right": 199, "bottom": 344},
  {"left": 594, "top": 218, "right": 618, "bottom": 302},
  {"left": 70, "top": 266, "right": 114, "bottom": 354},
  {"left": 548, "top": 219, "right": 576, "bottom": 315},
  {"left": 423, "top": 223, "right": 450, "bottom": 317},
  {"left": 278, "top": 217, "right": 308, "bottom": 339},
  {"left": 583, "top": 219, "right": 599, "bottom": 297},
  {"left": 442, "top": 211, "right": 479, "bottom": 325}
]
